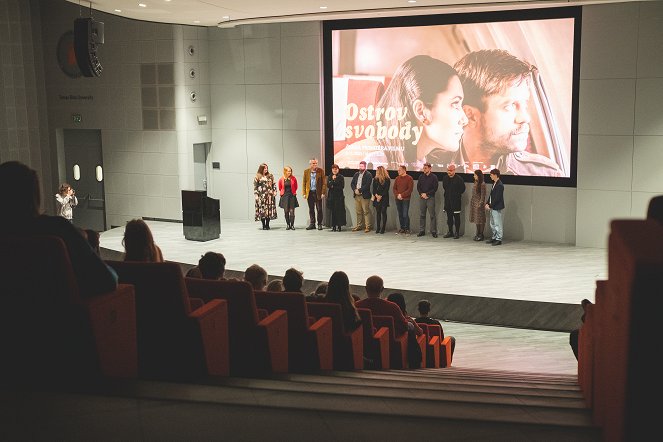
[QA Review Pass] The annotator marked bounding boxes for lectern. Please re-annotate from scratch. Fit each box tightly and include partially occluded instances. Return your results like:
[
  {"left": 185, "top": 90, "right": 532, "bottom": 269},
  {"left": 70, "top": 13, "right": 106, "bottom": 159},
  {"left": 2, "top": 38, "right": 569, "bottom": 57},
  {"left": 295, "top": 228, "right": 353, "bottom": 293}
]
[{"left": 181, "top": 190, "right": 220, "bottom": 241}]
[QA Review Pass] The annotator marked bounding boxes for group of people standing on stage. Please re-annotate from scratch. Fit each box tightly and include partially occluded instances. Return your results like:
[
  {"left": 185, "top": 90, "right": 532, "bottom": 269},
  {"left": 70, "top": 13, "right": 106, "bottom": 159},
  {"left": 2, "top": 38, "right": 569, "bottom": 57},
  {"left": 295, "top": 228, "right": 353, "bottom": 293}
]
[{"left": 253, "top": 157, "right": 505, "bottom": 244}]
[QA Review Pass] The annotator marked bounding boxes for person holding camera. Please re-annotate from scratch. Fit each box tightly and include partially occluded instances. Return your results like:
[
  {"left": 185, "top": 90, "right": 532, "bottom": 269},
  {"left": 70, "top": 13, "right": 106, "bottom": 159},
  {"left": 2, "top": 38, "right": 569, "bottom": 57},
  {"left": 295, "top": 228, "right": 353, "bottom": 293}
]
[{"left": 56, "top": 183, "right": 78, "bottom": 222}]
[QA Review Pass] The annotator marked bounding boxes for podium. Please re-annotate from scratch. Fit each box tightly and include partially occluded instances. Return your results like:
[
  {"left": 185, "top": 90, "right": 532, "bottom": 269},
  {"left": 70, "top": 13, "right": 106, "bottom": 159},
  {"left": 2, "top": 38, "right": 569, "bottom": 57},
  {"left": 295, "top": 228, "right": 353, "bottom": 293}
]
[{"left": 181, "top": 190, "right": 220, "bottom": 241}]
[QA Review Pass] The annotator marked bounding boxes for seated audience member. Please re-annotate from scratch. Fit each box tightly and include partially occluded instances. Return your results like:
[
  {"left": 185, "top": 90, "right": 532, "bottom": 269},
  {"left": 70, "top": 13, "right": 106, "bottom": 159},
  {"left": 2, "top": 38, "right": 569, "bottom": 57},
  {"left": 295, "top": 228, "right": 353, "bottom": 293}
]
[
  {"left": 266, "top": 279, "right": 285, "bottom": 292},
  {"left": 387, "top": 293, "right": 423, "bottom": 336},
  {"left": 283, "top": 267, "right": 304, "bottom": 292},
  {"left": 415, "top": 299, "right": 456, "bottom": 355},
  {"left": 647, "top": 195, "right": 663, "bottom": 224},
  {"left": 570, "top": 298, "right": 591, "bottom": 361},
  {"left": 324, "top": 271, "right": 362, "bottom": 333},
  {"left": 307, "top": 281, "right": 327, "bottom": 301},
  {"left": 387, "top": 292, "right": 423, "bottom": 368},
  {"left": 244, "top": 264, "right": 268, "bottom": 291},
  {"left": 122, "top": 219, "right": 164, "bottom": 262},
  {"left": 0, "top": 161, "right": 117, "bottom": 296},
  {"left": 84, "top": 229, "right": 100, "bottom": 255},
  {"left": 356, "top": 275, "right": 409, "bottom": 337},
  {"left": 186, "top": 251, "right": 226, "bottom": 280}
]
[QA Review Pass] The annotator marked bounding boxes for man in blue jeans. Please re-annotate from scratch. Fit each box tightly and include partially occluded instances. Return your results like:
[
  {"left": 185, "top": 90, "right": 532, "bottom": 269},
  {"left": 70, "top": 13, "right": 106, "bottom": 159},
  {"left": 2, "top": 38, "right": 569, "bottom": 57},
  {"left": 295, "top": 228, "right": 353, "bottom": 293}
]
[
  {"left": 392, "top": 164, "right": 413, "bottom": 234},
  {"left": 485, "top": 168, "right": 505, "bottom": 245}
]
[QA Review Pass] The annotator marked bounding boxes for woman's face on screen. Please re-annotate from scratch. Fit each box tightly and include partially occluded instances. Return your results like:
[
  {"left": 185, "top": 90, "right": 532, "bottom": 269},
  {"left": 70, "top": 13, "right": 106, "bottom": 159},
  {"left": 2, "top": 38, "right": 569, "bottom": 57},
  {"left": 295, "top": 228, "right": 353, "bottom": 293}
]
[{"left": 423, "top": 75, "right": 468, "bottom": 152}]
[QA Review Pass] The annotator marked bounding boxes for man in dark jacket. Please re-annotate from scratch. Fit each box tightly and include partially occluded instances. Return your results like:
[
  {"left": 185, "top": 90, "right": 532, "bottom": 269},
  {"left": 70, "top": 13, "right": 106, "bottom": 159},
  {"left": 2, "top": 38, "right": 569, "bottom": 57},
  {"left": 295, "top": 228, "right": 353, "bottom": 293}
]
[
  {"left": 416, "top": 162, "right": 439, "bottom": 237},
  {"left": 441, "top": 163, "right": 465, "bottom": 239},
  {"left": 485, "top": 168, "right": 505, "bottom": 245}
]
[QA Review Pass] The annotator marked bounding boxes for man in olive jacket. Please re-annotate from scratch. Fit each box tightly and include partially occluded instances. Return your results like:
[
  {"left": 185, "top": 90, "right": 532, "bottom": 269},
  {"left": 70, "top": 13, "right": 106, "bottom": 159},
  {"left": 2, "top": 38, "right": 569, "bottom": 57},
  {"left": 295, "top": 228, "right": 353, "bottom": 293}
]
[{"left": 302, "top": 158, "right": 327, "bottom": 230}]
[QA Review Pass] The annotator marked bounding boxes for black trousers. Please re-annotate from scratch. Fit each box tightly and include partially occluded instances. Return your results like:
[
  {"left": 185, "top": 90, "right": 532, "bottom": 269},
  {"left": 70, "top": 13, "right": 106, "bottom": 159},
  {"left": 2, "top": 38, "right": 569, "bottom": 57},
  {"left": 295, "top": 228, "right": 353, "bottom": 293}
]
[
  {"left": 307, "top": 193, "right": 323, "bottom": 225},
  {"left": 446, "top": 211, "right": 461, "bottom": 233}
]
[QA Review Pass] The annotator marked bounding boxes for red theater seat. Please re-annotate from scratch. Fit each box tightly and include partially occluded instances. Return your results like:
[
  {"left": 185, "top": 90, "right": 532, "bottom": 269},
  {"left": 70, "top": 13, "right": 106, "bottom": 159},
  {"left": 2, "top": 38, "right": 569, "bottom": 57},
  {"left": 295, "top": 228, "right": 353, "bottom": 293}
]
[
  {"left": 306, "top": 302, "right": 363, "bottom": 370},
  {"left": 371, "top": 315, "right": 408, "bottom": 369},
  {"left": 357, "top": 308, "right": 390, "bottom": 369},
  {"left": 107, "top": 261, "right": 229, "bottom": 379},
  {"left": 185, "top": 278, "right": 288, "bottom": 375},
  {"left": 0, "top": 236, "right": 138, "bottom": 384},
  {"left": 416, "top": 323, "right": 440, "bottom": 369},
  {"left": 424, "top": 323, "right": 453, "bottom": 368},
  {"left": 255, "top": 291, "right": 333, "bottom": 372}
]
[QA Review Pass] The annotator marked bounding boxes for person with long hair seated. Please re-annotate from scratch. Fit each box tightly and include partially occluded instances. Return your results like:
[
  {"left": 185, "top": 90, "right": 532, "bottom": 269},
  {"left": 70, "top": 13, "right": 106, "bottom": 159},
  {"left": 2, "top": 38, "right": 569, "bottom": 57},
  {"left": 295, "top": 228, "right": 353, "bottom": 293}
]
[
  {"left": 122, "top": 219, "right": 164, "bottom": 262},
  {"left": 324, "top": 271, "right": 362, "bottom": 333},
  {"left": 0, "top": 161, "right": 117, "bottom": 296},
  {"left": 336, "top": 55, "right": 469, "bottom": 172}
]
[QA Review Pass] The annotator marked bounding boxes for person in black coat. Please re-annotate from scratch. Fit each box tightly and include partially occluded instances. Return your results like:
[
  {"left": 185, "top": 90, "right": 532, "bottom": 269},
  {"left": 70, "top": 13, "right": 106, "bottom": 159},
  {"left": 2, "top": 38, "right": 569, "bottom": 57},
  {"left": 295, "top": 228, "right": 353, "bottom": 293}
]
[
  {"left": 327, "top": 164, "right": 346, "bottom": 231},
  {"left": 371, "top": 166, "right": 391, "bottom": 234},
  {"left": 485, "top": 168, "right": 505, "bottom": 245},
  {"left": 441, "top": 163, "right": 465, "bottom": 239}
]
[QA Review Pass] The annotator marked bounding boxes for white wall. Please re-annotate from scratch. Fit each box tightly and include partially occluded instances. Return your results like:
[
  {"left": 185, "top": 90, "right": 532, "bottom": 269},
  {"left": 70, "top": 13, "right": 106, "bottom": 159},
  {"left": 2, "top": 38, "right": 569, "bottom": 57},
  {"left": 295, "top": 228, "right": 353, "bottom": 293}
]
[{"left": 4, "top": 1, "right": 663, "bottom": 247}]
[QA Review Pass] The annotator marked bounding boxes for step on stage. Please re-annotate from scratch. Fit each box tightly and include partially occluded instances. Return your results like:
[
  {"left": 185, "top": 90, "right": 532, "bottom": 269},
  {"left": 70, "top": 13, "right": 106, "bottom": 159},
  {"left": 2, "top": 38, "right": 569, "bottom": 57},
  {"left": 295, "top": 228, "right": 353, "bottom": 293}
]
[{"left": 100, "top": 219, "right": 606, "bottom": 332}]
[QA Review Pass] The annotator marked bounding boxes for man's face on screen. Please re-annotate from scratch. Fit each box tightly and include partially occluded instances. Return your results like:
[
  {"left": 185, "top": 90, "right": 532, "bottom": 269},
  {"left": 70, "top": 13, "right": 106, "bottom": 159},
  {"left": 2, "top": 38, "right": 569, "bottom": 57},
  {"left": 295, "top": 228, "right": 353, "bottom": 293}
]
[
  {"left": 424, "top": 76, "right": 467, "bottom": 152},
  {"left": 478, "top": 79, "right": 531, "bottom": 154}
]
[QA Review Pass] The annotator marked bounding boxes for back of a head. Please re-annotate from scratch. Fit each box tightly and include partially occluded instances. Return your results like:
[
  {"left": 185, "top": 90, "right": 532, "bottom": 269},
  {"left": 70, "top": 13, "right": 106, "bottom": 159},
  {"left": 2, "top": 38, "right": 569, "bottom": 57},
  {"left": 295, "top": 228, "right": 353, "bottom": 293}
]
[
  {"left": 283, "top": 267, "right": 303, "bottom": 292},
  {"left": 326, "top": 271, "right": 349, "bottom": 303},
  {"left": 122, "top": 219, "right": 157, "bottom": 262},
  {"left": 198, "top": 251, "right": 226, "bottom": 280},
  {"left": 387, "top": 292, "right": 407, "bottom": 314},
  {"left": 365, "top": 275, "right": 384, "bottom": 298},
  {"left": 647, "top": 195, "right": 663, "bottom": 224},
  {"left": 314, "top": 282, "right": 328, "bottom": 296},
  {"left": 85, "top": 229, "right": 100, "bottom": 254},
  {"left": 266, "top": 279, "right": 284, "bottom": 292},
  {"left": 417, "top": 299, "right": 431, "bottom": 316},
  {"left": 0, "top": 161, "right": 41, "bottom": 226},
  {"left": 244, "top": 263, "right": 267, "bottom": 291}
]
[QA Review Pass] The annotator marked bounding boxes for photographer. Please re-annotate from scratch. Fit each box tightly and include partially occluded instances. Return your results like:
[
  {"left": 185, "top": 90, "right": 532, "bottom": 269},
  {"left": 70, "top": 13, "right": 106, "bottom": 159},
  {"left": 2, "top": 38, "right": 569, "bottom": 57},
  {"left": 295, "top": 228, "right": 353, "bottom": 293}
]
[{"left": 55, "top": 183, "right": 78, "bottom": 222}]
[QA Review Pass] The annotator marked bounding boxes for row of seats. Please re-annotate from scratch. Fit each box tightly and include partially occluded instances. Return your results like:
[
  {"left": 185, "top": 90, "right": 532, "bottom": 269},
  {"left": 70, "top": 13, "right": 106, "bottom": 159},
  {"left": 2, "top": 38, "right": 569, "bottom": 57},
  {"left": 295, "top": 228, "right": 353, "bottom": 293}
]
[{"left": 1, "top": 234, "right": 453, "bottom": 384}]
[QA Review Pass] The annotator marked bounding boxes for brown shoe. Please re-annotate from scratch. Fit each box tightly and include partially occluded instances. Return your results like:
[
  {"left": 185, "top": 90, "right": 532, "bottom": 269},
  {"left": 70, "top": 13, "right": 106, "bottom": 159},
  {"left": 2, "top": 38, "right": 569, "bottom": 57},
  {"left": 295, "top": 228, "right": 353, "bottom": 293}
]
[{"left": 352, "top": 226, "right": 363, "bottom": 232}]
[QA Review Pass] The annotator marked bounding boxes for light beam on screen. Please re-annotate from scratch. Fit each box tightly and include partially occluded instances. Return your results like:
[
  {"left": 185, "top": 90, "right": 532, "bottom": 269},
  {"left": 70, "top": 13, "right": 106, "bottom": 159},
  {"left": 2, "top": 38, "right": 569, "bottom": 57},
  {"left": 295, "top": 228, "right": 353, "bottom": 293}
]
[{"left": 324, "top": 7, "right": 580, "bottom": 187}]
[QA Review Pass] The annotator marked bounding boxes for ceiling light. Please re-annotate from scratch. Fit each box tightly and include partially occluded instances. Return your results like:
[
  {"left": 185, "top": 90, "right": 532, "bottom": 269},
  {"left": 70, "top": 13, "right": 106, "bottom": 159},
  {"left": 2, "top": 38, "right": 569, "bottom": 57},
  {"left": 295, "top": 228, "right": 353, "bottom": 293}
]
[
  {"left": 222, "top": 15, "right": 229, "bottom": 19},
  {"left": 320, "top": 6, "right": 328, "bottom": 9},
  {"left": 114, "top": 9, "right": 122, "bottom": 12},
  {"left": 194, "top": 20, "right": 200, "bottom": 24},
  {"left": 138, "top": 3, "right": 146, "bottom": 7},
  {"left": 408, "top": 0, "right": 417, "bottom": 3}
]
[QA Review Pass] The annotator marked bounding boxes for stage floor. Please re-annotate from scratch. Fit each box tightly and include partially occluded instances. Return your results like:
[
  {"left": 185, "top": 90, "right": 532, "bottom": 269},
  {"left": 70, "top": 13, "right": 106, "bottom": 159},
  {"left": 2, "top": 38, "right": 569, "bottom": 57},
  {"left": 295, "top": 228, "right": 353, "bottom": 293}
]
[{"left": 100, "top": 219, "right": 606, "bottom": 305}]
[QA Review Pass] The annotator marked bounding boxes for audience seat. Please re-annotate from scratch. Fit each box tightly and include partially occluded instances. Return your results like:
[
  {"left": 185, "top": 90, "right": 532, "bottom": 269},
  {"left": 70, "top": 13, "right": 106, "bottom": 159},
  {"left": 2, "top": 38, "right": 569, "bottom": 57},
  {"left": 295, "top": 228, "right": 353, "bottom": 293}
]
[
  {"left": 0, "top": 235, "right": 138, "bottom": 384},
  {"left": 106, "top": 261, "right": 229, "bottom": 379},
  {"left": 306, "top": 302, "right": 363, "bottom": 370},
  {"left": 255, "top": 291, "right": 333, "bottom": 372},
  {"left": 424, "top": 323, "right": 453, "bottom": 368},
  {"left": 371, "top": 315, "right": 408, "bottom": 369},
  {"left": 185, "top": 278, "right": 288, "bottom": 375},
  {"left": 357, "top": 308, "right": 390, "bottom": 369},
  {"left": 416, "top": 323, "right": 440, "bottom": 368}
]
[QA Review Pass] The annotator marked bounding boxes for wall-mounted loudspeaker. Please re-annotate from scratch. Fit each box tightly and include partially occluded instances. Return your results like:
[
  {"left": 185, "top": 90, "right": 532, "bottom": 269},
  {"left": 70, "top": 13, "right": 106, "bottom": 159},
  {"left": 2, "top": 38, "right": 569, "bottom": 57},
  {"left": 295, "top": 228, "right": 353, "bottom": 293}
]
[{"left": 74, "top": 18, "right": 104, "bottom": 77}]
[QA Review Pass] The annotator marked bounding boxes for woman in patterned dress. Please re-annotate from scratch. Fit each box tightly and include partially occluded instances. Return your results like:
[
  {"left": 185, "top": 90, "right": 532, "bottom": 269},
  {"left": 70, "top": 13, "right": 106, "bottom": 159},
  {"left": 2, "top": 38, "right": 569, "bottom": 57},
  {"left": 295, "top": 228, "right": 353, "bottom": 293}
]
[{"left": 254, "top": 163, "right": 277, "bottom": 230}]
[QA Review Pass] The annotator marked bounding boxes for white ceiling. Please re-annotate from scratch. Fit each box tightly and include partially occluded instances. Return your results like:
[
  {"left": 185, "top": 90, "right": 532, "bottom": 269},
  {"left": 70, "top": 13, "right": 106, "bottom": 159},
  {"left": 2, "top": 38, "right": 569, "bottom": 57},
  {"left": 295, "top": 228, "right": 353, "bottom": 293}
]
[{"left": 67, "top": 0, "right": 640, "bottom": 28}]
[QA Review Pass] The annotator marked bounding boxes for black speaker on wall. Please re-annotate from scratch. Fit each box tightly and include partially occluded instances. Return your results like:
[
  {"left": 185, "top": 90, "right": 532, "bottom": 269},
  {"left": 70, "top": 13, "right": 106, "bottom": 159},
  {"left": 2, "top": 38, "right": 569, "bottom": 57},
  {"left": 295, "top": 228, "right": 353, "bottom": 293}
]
[{"left": 74, "top": 17, "right": 104, "bottom": 77}]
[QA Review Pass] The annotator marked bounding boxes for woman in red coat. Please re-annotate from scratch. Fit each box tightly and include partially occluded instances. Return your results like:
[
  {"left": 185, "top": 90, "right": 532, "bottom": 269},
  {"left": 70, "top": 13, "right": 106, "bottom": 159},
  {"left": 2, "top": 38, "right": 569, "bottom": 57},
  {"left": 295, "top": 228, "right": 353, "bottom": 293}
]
[{"left": 278, "top": 165, "right": 299, "bottom": 230}]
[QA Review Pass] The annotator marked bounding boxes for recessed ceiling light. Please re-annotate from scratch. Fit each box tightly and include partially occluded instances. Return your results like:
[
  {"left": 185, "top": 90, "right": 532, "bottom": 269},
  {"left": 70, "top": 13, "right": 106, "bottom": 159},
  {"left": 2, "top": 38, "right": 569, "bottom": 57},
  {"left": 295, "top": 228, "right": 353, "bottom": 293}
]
[
  {"left": 194, "top": 20, "right": 200, "bottom": 24},
  {"left": 138, "top": 3, "right": 147, "bottom": 7},
  {"left": 320, "top": 6, "right": 328, "bottom": 9},
  {"left": 408, "top": 0, "right": 417, "bottom": 3},
  {"left": 114, "top": 9, "right": 122, "bottom": 12},
  {"left": 222, "top": 15, "right": 229, "bottom": 19}
]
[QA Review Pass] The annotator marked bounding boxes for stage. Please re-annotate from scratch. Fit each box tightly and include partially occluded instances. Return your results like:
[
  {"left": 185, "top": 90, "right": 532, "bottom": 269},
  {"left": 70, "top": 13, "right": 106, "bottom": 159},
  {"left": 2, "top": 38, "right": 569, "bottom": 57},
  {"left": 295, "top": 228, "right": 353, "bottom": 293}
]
[{"left": 100, "top": 219, "right": 606, "bottom": 332}]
